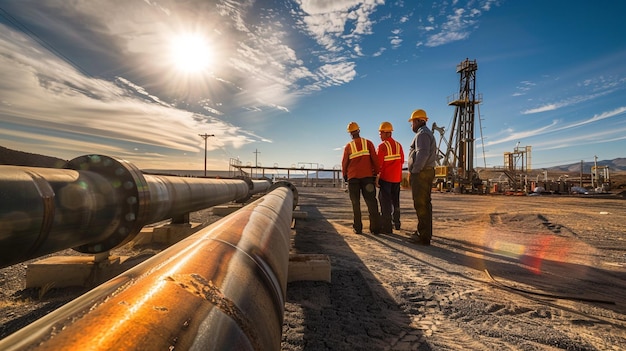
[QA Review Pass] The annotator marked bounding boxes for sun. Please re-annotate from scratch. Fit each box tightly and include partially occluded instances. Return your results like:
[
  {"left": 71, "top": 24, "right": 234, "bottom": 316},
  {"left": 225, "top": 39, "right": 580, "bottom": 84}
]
[{"left": 169, "top": 33, "right": 213, "bottom": 73}]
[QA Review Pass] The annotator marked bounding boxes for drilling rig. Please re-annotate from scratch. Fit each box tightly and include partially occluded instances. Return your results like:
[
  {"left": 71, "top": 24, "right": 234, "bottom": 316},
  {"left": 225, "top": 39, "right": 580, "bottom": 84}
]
[{"left": 434, "top": 58, "right": 484, "bottom": 193}]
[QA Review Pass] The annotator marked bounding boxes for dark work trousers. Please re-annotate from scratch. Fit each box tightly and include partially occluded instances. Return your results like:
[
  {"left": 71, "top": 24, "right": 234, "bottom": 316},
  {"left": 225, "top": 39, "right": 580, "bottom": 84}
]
[
  {"left": 348, "top": 177, "right": 381, "bottom": 233},
  {"left": 410, "top": 167, "right": 435, "bottom": 241},
  {"left": 378, "top": 179, "right": 401, "bottom": 232}
]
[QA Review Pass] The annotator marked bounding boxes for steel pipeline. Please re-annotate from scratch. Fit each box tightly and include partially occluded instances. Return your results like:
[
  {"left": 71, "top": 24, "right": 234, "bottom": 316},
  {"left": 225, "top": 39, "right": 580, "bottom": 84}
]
[
  {"left": 0, "top": 154, "right": 272, "bottom": 268},
  {"left": 0, "top": 181, "right": 297, "bottom": 351}
]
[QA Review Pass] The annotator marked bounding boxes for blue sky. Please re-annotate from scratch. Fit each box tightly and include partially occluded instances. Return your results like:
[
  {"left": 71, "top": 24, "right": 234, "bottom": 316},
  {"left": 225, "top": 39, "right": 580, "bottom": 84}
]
[{"left": 1, "top": 0, "right": 625, "bottom": 171}]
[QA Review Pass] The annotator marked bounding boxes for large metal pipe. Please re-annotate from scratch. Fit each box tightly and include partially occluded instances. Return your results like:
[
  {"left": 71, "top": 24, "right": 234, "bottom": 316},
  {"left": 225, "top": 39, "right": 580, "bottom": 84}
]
[
  {"left": 0, "top": 154, "right": 271, "bottom": 268},
  {"left": 233, "top": 177, "right": 274, "bottom": 203},
  {"left": 0, "top": 182, "right": 297, "bottom": 351},
  {"left": 250, "top": 178, "right": 272, "bottom": 195}
]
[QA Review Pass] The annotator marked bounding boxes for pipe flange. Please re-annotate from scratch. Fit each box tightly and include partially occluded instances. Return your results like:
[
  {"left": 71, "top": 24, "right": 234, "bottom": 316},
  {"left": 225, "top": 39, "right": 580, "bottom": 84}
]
[
  {"left": 65, "top": 155, "right": 149, "bottom": 253},
  {"left": 234, "top": 176, "right": 253, "bottom": 203},
  {"left": 269, "top": 181, "right": 298, "bottom": 209}
]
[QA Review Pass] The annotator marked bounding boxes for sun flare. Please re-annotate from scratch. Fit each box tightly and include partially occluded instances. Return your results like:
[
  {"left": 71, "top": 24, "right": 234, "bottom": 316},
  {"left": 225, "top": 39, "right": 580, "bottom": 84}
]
[{"left": 169, "top": 33, "right": 213, "bottom": 73}]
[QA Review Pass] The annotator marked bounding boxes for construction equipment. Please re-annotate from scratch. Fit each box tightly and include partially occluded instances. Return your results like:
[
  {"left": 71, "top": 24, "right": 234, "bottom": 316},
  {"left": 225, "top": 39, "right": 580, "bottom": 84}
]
[{"left": 436, "top": 58, "right": 484, "bottom": 192}]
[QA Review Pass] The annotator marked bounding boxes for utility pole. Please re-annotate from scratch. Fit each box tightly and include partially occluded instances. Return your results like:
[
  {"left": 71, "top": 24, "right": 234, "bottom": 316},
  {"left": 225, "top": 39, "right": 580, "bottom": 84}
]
[
  {"left": 253, "top": 149, "right": 261, "bottom": 178},
  {"left": 199, "top": 133, "right": 215, "bottom": 177},
  {"left": 593, "top": 155, "right": 598, "bottom": 189}
]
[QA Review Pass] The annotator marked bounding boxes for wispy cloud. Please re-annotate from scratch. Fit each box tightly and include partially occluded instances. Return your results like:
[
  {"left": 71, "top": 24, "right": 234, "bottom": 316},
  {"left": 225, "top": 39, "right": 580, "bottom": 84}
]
[
  {"left": 533, "top": 124, "right": 626, "bottom": 151},
  {"left": 292, "top": 0, "right": 384, "bottom": 87},
  {"left": 390, "top": 28, "right": 403, "bottom": 49},
  {"left": 485, "top": 106, "right": 626, "bottom": 149},
  {"left": 512, "top": 81, "right": 535, "bottom": 97},
  {"left": 423, "top": 1, "right": 496, "bottom": 48},
  {"left": 0, "top": 22, "right": 266, "bottom": 164},
  {"left": 552, "top": 106, "right": 626, "bottom": 130},
  {"left": 372, "top": 47, "right": 387, "bottom": 57},
  {"left": 317, "top": 62, "right": 357, "bottom": 86},
  {"left": 485, "top": 121, "right": 559, "bottom": 147},
  {"left": 521, "top": 90, "right": 617, "bottom": 114}
]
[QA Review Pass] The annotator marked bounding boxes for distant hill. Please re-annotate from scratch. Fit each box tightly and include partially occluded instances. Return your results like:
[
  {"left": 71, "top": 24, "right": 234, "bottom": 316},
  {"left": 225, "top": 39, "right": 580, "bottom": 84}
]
[
  {"left": 143, "top": 169, "right": 237, "bottom": 178},
  {"left": 545, "top": 158, "right": 626, "bottom": 172},
  {"left": 0, "top": 146, "right": 67, "bottom": 168}
]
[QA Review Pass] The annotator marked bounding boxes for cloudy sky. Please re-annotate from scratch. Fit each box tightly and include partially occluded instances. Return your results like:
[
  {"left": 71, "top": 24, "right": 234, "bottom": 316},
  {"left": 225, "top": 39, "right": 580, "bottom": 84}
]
[{"left": 1, "top": 0, "right": 625, "bottom": 172}]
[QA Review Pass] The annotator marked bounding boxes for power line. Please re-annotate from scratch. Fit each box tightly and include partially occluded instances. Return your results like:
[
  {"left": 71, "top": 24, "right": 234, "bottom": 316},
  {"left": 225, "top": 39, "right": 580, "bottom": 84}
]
[
  {"left": 199, "top": 133, "right": 215, "bottom": 177},
  {"left": 253, "top": 149, "right": 261, "bottom": 178},
  {"left": 253, "top": 149, "right": 261, "bottom": 166}
]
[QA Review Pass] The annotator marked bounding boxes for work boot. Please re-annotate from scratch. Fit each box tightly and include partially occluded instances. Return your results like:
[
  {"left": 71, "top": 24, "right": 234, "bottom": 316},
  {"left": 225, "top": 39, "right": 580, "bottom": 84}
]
[
  {"left": 380, "top": 226, "right": 393, "bottom": 234},
  {"left": 407, "top": 232, "right": 430, "bottom": 245}
]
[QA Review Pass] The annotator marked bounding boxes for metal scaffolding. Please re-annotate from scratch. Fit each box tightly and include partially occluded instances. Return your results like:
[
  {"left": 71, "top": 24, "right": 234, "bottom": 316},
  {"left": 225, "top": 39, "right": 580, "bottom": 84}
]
[{"left": 437, "top": 58, "right": 483, "bottom": 192}]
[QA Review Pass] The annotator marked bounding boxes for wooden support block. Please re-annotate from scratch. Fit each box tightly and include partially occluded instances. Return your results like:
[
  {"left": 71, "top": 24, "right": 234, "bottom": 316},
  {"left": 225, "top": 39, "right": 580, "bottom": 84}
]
[
  {"left": 132, "top": 223, "right": 203, "bottom": 246},
  {"left": 288, "top": 254, "right": 331, "bottom": 283},
  {"left": 152, "top": 222, "right": 203, "bottom": 244},
  {"left": 131, "top": 227, "right": 154, "bottom": 246},
  {"left": 292, "top": 210, "right": 307, "bottom": 219},
  {"left": 25, "top": 255, "right": 129, "bottom": 289},
  {"left": 212, "top": 204, "right": 243, "bottom": 216}
]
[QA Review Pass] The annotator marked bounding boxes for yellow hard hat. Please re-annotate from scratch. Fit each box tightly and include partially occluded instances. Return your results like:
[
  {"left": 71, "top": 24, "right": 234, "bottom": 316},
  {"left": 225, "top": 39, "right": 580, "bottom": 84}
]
[
  {"left": 408, "top": 109, "right": 428, "bottom": 122},
  {"left": 379, "top": 121, "right": 393, "bottom": 132},
  {"left": 347, "top": 121, "right": 360, "bottom": 133}
]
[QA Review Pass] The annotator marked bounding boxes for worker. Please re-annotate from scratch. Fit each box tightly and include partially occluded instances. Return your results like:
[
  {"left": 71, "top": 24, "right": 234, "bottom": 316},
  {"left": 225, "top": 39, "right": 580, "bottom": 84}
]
[
  {"left": 342, "top": 121, "right": 381, "bottom": 235},
  {"left": 406, "top": 109, "right": 437, "bottom": 245},
  {"left": 376, "top": 121, "right": 405, "bottom": 234}
]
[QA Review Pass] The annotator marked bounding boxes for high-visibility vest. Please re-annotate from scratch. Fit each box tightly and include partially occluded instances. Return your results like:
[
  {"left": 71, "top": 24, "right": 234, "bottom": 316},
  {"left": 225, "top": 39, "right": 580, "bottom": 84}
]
[
  {"left": 382, "top": 140, "right": 402, "bottom": 162},
  {"left": 349, "top": 138, "right": 370, "bottom": 159}
]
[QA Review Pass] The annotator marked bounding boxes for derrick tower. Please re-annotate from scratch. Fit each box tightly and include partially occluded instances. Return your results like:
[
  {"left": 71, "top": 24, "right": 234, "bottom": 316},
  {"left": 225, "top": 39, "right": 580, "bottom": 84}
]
[{"left": 436, "top": 58, "right": 483, "bottom": 192}]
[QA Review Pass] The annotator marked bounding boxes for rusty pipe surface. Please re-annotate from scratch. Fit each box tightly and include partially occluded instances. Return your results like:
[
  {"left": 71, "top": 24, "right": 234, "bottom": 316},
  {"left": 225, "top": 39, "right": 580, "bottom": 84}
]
[
  {"left": 0, "top": 154, "right": 271, "bottom": 268},
  {"left": 0, "top": 182, "right": 297, "bottom": 351}
]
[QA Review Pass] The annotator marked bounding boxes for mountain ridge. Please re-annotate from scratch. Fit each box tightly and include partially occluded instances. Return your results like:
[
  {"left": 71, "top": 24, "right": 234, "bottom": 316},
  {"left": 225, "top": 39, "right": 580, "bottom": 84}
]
[
  {"left": 0, "top": 146, "right": 67, "bottom": 168},
  {"left": 543, "top": 158, "right": 626, "bottom": 172}
]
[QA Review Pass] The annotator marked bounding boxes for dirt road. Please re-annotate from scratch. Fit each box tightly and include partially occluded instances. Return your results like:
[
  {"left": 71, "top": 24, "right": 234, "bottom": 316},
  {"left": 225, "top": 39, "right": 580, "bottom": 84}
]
[{"left": 282, "top": 187, "right": 626, "bottom": 350}]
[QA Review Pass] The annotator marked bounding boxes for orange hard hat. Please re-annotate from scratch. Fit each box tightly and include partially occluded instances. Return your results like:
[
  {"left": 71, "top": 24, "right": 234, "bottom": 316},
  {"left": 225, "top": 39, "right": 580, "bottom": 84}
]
[
  {"left": 408, "top": 109, "right": 428, "bottom": 121},
  {"left": 347, "top": 121, "right": 360, "bottom": 133}
]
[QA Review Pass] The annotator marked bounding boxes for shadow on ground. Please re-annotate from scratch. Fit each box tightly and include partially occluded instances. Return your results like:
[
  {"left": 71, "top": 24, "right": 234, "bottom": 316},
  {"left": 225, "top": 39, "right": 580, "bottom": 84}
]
[{"left": 282, "top": 193, "right": 421, "bottom": 351}]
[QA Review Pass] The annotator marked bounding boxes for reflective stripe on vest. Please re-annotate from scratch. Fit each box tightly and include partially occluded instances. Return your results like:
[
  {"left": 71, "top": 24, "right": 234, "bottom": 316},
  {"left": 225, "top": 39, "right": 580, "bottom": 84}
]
[
  {"left": 349, "top": 138, "right": 370, "bottom": 159},
  {"left": 383, "top": 140, "right": 401, "bottom": 161}
]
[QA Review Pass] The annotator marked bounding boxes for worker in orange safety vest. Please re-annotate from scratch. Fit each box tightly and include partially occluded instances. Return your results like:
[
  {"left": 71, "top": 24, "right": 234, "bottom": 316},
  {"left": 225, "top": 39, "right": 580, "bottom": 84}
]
[
  {"left": 376, "top": 121, "right": 405, "bottom": 234},
  {"left": 342, "top": 121, "right": 381, "bottom": 235}
]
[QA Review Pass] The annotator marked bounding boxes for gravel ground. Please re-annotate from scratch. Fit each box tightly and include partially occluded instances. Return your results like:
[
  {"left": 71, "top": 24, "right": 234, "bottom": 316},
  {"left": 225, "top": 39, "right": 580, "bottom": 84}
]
[
  {"left": 282, "top": 187, "right": 626, "bottom": 351},
  {"left": 2, "top": 186, "right": 626, "bottom": 350}
]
